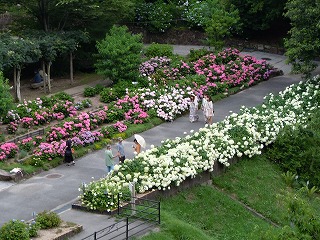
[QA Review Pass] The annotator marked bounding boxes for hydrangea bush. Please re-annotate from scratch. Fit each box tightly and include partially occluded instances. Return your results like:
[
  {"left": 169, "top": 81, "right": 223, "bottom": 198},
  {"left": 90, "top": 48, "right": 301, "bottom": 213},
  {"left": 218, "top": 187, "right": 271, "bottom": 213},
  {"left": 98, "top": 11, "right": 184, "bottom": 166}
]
[{"left": 79, "top": 75, "right": 320, "bottom": 211}]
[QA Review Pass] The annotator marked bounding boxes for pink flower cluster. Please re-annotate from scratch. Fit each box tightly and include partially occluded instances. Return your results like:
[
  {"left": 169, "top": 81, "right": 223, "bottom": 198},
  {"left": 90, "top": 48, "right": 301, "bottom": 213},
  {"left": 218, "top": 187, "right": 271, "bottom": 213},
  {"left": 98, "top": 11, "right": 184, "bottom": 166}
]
[
  {"left": 114, "top": 95, "right": 149, "bottom": 124},
  {"left": 113, "top": 121, "right": 127, "bottom": 132},
  {"left": 21, "top": 117, "right": 34, "bottom": 128},
  {"left": 192, "top": 48, "right": 272, "bottom": 89},
  {"left": 0, "top": 142, "right": 19, "bottom": 160}
]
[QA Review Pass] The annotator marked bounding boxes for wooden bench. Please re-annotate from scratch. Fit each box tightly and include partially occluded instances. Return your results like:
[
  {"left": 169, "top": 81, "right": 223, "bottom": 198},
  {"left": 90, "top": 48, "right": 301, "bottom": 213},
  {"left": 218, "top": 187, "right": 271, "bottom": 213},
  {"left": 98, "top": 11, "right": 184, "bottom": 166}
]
[{"left": 30, "top": 81, "right": 44, "bottom": 89}]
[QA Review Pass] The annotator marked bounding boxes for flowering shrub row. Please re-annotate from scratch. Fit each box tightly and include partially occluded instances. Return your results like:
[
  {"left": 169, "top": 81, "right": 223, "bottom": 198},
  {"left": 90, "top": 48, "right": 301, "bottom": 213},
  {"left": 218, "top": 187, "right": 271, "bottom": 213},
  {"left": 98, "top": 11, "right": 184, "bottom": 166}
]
[
  {"left": 0, "top": 48, "right": 273, "bottom": 161},
  {"left": 3, "top": 97, "right": 92, "bottom": 134},
  {"left": 79, "top": 75, "right": 320, "bottom": 211}
]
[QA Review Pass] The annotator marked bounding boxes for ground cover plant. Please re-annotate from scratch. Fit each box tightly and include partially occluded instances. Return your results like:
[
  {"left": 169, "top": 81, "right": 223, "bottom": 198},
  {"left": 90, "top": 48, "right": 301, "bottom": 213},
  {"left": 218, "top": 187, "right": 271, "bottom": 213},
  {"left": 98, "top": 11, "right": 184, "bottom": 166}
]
[{"left": 79, "top": 74, "right": 320, "bottom": 211}]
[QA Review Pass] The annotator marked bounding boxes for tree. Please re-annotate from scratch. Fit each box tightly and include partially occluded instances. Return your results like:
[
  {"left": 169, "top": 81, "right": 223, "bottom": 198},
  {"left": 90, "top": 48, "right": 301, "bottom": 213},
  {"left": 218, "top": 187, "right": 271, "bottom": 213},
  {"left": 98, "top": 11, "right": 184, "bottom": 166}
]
[
  {"left": 95, "top": 25, "right": 143, "bottom": 84},
  {"left": 284, "top": 0, "right": 320, "bottom": 77},
  {"left": 1, "top": 0, "right": 136, "bottom": 34},
  {"left": 26, "top": 30, "right": 89, "bottom": 92},
  {"left": 0, "top": 71, "right": 13, "bottom": 120},
  {"left": 183, "top": 0, "right": 240, "bottom": 50},
  {"left": 1, "top": 34, "right": 41, "bottom": 102},
  {"left": 229, "top": 0, "right": 288, "bottom": 35}
]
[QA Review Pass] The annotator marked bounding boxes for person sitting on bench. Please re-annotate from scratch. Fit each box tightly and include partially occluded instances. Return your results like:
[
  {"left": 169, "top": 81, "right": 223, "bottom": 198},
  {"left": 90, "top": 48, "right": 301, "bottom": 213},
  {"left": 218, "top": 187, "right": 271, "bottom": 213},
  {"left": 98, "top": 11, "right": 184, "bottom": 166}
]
[{"left": 33, "top": 69, "right": 43, "bottom": 83}]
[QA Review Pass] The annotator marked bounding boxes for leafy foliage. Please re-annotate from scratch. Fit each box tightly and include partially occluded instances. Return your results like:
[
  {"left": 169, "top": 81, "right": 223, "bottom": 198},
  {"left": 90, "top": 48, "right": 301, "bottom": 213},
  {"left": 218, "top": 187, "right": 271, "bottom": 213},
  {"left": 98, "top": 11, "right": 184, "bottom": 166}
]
[
  {"left": 0, "top": 220, "right": 29, "bottom": 240},
  {"left": 284, "top": 0, "right": 320, "bottom": 77},
  {"left": 266, "top": 112, "right": 320, "bottom": 187},
  {"left": 261, "top": 191, "right": 320, "bottom": 239},
  {"left": 95, "top": 25, "right": 143, "bottom": 84},
  {"left": 135, "top": 0, "right": 174, "bottom": 33},
  {"left": 229, "top": 0, "right": 287, "bottom": 33},
  {"left": 36, "top": 210, "right": 62, "bottom": 229},
  {"left": 144, "top": 43, "right": 174, "bottom": 58},
  {"left": 0, "top": 72, "right": 14, "bottom": 120},
  {"left": 183, "top": 0, "right": 240, "bottom": 50}
]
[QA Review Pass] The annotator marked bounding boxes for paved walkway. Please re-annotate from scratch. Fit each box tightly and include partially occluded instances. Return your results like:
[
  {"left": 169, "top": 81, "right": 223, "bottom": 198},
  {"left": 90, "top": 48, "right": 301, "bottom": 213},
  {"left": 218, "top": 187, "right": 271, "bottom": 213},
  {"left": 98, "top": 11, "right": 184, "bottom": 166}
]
[{"left": 0, "top": 46, "right": 319, "bottom": 239}]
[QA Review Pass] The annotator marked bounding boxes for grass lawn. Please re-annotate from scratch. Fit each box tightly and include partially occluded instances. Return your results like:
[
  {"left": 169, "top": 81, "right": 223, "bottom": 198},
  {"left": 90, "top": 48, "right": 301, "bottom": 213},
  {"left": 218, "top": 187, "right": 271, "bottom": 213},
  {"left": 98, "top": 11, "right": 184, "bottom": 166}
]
[{"left": 139, "top": 156, "right": 320, "bottom": 240}]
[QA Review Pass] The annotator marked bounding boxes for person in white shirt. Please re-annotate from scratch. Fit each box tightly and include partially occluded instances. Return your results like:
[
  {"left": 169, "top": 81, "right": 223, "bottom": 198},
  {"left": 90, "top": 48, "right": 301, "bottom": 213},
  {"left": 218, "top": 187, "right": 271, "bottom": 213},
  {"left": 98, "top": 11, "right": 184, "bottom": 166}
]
[
  {"left": 189, "top": 95, "right": 199, "bottom": 122},
  {"left": 203, "top": 95, "right": 214, "bottom": 125}
]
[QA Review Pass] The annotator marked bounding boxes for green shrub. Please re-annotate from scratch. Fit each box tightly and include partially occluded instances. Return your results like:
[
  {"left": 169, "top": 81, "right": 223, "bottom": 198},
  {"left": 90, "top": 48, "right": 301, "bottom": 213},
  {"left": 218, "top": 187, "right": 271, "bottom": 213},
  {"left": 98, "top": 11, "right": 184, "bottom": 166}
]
[
  {"left": 100, "top": 88, "right": 118, "bottom": 103},
  {"left": 95, "top": 25, "right": 143, "bottom": 84},
  {"left": 52, "top": 92, "right": 74, "bottom": 102},
  {"left": 188, "top": 48, "right": 213, "bottom": 62},
  {"left": 101, "top": 125, "right": 116, "bottom": 137},
  {"left": 266, "top": 113, "right": 320, "bottom": 187},
  {"left": 84, "top": 86, "right": 97, "bottom": 97},
  {"left": 94, "top": 84, "right": 104, "bottom": 94},
  {"left": 0, "top": 220, "right": 30, "bottom": 240},
  {"left": 36, "top": 211, "right": 61, "bottom": 229},
  {"left": 27, "top": 221, "right": 40, "bottom": 238},
  {"left": 145, "top": 43, "right": 174, "bottom": 58},
  {"left": 24, "top": 156, "right": 44, "bottom": 167},
  {"left": 0, "top": 71, "right": 14, "bottom": 121}
]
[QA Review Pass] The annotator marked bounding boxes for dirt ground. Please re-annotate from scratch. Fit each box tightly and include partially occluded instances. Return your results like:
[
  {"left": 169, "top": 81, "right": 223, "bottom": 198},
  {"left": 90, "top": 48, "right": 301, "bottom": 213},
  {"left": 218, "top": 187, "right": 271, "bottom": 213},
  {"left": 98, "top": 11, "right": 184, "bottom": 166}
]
[{"left": 9, "top": 74, "right": 103, "bottom": 101}]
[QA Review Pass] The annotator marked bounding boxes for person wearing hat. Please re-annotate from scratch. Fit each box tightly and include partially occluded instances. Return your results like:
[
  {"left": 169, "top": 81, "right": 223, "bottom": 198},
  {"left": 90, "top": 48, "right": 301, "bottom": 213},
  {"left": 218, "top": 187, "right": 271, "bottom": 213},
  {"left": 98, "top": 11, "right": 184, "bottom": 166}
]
[
  {"left": 116, "top": 137, "right": 126, "bottom": 164},
  {"left": 105, "top": 145, "right": 116, "bottom": 174}
]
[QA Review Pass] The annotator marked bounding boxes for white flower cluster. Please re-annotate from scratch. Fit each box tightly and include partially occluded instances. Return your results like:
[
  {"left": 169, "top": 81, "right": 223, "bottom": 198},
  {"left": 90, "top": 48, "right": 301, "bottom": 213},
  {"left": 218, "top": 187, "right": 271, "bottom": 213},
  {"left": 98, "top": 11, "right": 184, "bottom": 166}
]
[
  {"left": 80, "top": 75, "right": 320, "bottom": 211},
  {"left": 137, "top": 86, "right": 192, "bottom": 121}
]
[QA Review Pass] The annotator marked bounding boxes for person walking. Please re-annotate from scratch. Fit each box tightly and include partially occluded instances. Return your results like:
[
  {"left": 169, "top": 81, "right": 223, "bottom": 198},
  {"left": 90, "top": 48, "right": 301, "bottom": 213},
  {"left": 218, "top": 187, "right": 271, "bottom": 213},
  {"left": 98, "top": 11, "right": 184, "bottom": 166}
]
[
  {"left": 204, "top": 95, "right": 214, "bottom": 125},
  {"left": 105, "top": 145, "right": 116, "bottom": 174},
  {"left": 116, "top": 137, "right": 126, "bottom": 164},
  {"left": 64, "top": 139, "right": 75, "bottom": 166},
  {"left": 189, "top": 95, "right": 199, "bottom": 123},
  {"left": 201, "top": 94, "right": 208, "bottom": 123},
  {"left": 133, "top": 139, "right": 141, "bottom": 155}
]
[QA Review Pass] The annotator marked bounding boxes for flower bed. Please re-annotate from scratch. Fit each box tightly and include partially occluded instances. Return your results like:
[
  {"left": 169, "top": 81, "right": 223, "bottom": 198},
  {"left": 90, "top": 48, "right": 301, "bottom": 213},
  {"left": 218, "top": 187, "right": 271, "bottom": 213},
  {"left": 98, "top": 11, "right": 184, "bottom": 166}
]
[
  {"left": 79, "top": 75, "right": 320, "bottom": 211},
  {"left": 0, "top": 48, "right": 274, "bottom": 164}
]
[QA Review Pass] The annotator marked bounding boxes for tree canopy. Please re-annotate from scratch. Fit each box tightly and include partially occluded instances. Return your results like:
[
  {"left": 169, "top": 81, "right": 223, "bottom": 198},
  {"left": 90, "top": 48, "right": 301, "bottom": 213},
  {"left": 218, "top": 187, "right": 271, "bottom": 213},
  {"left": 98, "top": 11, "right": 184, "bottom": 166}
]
[{"left": 284, "top": 0, "right": 320, "bottom": 77}]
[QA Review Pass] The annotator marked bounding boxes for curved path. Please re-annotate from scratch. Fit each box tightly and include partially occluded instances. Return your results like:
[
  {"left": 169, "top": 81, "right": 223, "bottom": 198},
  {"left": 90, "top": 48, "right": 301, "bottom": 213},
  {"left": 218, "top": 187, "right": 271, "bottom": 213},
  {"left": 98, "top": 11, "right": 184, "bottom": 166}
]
[{"left": 0, "top": 47, "right": 319, "bottom": 239}]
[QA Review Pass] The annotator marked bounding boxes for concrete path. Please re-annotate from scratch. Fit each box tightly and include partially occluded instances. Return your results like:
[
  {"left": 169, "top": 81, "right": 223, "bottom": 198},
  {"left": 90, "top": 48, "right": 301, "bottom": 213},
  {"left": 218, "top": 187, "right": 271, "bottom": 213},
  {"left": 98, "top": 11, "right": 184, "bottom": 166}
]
[{"left": 0, "top": 46, "right": 319, "bottom": 239}]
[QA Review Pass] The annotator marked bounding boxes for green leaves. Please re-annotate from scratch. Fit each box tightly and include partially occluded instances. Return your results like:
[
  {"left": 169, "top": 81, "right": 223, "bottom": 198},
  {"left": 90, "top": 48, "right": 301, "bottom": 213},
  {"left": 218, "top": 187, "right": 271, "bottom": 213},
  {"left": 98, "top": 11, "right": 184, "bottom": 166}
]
[
  {"left": 284, "top": 0, "right": 320, "bottom": 77},
  {"left": 95, "top": 25, "right": 143, "bottom": 84}
]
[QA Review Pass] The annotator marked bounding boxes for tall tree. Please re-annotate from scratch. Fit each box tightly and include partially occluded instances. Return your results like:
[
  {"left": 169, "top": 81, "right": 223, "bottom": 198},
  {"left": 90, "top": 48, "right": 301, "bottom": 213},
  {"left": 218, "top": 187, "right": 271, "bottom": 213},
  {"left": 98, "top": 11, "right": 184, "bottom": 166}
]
[
  {"left": 284, "top": 0, "right": 320, "bottom": 77},
  {"left": 1, "top": 34, "right": 41, "bottom": 102}
]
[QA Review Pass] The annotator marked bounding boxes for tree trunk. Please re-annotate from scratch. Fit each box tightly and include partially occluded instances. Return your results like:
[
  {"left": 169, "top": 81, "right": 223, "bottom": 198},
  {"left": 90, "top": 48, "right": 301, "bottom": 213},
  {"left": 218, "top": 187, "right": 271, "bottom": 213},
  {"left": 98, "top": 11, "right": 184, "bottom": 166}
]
[
  {"left": 16, "top": 68, "right": 21, "bottom": 102},
  {"left": 70, "top": 52, "right": 73, "bottom": 84},
  {"left": 13, "top": 66, "right": 17, "bottom": 96},
  {"left": 47, "top": 62, "right": 52, "bottom": 93},
  {"left": 43, "top": 67, "right": 47, "bottom": 94}
]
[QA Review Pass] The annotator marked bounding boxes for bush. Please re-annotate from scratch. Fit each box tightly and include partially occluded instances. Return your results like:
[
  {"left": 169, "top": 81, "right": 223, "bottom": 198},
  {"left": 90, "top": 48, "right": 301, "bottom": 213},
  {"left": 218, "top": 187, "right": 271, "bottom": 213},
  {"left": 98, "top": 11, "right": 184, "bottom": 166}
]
[
  {"left": 95, "top": 25, "right": 143, "bottom": 84},
  {"left": 36, "top": 211, "right": 61, "bottom": 229},
  {"left": 266, "top": 113, "right": 320, "bottom": 187},
  {"left": 188, "top": 48, "right": 213, "bottom": 62},
  {"left": 100, "top": 88, "right": 118, "bottom": 103},
  {"left": 0, "top": 72, "right": 14, "bottom": 121},
  {"left": 0, "top": 220, "right": 29, "bottom": 240},
  {"left": 84, "top": 86, "right": 97, "bottom": 97},
  {"left": 135, "top": 1, "right": 174, "bottom": 33},
  {"left": 52, "top": 92, "right": 74, "bottom": 102},
  {"left": 145, "top": 43, "right": 174, "bottom": 58}
]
